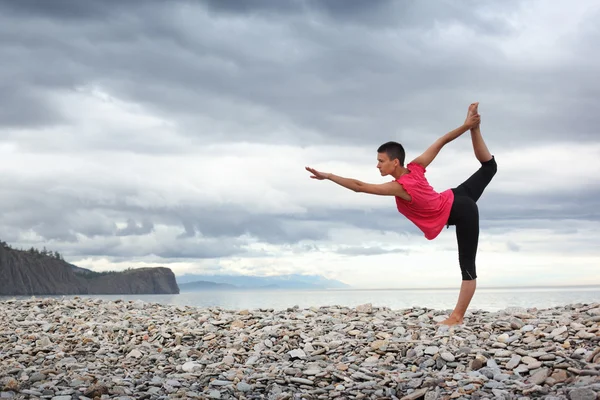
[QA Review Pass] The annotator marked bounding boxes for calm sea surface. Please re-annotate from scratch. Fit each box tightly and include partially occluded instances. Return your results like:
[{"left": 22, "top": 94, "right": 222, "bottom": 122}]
[{"left": 4, "top": 286, "right": 600, "bottom": 312}]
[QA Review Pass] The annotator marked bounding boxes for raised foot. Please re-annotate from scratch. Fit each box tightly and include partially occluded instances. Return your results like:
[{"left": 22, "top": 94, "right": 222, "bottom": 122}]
[
  {"left": 468, "top": 102, "right": 479, "bottom": 116},
  {"left": 467, "top": 102, "right": 480, "bottom": 131}
]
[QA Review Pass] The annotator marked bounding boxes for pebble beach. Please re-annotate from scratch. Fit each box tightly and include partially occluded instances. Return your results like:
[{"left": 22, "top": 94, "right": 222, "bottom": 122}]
[{"left": 1, "top": 298, "right": 599, "bottom": 400}]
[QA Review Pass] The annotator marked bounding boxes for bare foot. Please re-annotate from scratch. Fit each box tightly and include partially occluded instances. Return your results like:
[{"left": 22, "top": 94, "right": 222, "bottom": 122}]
[
  {"left": 468, "top": 102, "right": 479, "bottom": 116},
  {"left": 466, "top": 102, "right": 480, "bottom": 129},
  {"left": 437, "top": 315, "right": 464, "bottom": 326}
]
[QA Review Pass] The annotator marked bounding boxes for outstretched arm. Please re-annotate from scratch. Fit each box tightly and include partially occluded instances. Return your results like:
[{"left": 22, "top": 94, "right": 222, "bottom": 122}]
[
  {"left": 305, "top": 167, "right": 411, "bottom": 200},
  {"left": 411, "top": 104, "right": 480, "bottom": 169}
]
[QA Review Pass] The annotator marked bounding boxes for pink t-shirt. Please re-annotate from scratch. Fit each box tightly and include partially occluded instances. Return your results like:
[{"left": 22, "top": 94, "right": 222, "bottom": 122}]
[{"left": 394, "top": 162, "right": 454, "bottom": 240}]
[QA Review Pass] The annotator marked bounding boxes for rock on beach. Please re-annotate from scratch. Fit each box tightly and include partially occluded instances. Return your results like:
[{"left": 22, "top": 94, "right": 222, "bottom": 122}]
[{"left": 0, "top": 298, "right": 599, "bottom": 399}]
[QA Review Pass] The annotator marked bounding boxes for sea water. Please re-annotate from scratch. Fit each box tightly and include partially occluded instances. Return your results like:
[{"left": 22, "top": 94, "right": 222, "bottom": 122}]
[{"left": 4, "top": 285, "right": 599, "bottom": 312}]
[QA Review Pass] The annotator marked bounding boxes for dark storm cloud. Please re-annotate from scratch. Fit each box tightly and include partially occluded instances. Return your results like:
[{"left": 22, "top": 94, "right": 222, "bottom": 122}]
[
  {"left": 202, "top": 0, "right": 513, "bottom": 33},
  {"left": 0, "top": 0, "right": 165, "bottom": 19},
  {"left": 168, "top": 208, "right": 331, "bottom": 244},
  {"left": 479, "top": 188, "right": 600, "bottom": 224},
  {"left": 0, "top": 84, "right": 62, "bottom": 128},
  {"left": 55, "top": 237, "right": 244, "bottom": 260},
  {"left": 4, "top": 0, "right": 505, "bottom": 30},
  {"left": 201, "top": 0, "right": 304, "bottom": 16},
  {"left": 116, "top": 219, "right": 154, "bottom": 236},
  {"left": 152, "top": 241, "right": 243, "bottom": 259},
  {"left": 1, "top": 0, "right": 598, "bottom": 151}
]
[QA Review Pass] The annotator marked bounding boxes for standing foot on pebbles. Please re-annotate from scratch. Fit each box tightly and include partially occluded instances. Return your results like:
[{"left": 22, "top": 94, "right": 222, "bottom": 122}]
[{"left": 437, "top": 315, "right": 464, "bottom": 326}]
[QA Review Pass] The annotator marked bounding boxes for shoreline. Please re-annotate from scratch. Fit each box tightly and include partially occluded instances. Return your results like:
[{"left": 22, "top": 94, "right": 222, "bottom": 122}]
[
  {"left": 0, "top": 298, "right": 599, "bottom": 399},
  {"left": 3, "top": 285, "right": 600, "bottom": 316}
]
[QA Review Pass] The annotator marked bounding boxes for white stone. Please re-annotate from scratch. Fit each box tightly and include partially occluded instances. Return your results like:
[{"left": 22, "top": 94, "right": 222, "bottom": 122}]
[
  {"left": 356, "top": 303, "right": 372, "bottom": 313},
  {"left": 237, "top": 382, "right": 252, "bottom": 392},
  {"left": 222, "top": 356, "right": 235, "bottom": 365},
  {"left": 550, "top": 326, "right": 568, "bottom": 337},
  {"left": 304, "top": 368, "right": 320, "bottom": 375},
  {"left": 245, "top": 356, "right": 259, "bottom": 365},
  {"left": 288, "top": 349, "right": 306, "bottom": 359},
  {"left": 181, "top": 361, "right": 201, "bottom": 372},
  {"left": 497, "top": 333, "right": 510, "bottom": 343},
  {"left": 126, "top": 349, "right": 142, "bottom": 359},
  {"left": 520, "top": 325, "right": 535, "bottom": 332}
]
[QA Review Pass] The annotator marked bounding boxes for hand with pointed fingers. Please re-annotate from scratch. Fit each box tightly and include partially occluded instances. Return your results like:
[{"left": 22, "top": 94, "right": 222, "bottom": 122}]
[{"left": 305, "top": 166, "right": 331, "bottom": 180}]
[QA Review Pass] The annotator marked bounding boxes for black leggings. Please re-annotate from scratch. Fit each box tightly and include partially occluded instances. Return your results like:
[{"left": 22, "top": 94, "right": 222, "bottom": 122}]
[{"left": 446, "top": 156, "right": 497, "bottom": 280}]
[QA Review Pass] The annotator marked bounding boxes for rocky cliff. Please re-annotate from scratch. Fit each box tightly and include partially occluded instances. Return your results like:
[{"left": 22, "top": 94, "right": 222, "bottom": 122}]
[
  {"left": 0, "top": 244, "right": 179, "bottom": 296},
  {"left": 83, "top": 267, "right": 180, "bottom": 295}
]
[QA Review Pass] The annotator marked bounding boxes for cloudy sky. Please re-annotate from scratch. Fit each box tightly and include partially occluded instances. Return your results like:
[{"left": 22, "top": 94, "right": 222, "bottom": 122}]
[{"left": 1, "top": 0, "right": 599, "bottom": 289}]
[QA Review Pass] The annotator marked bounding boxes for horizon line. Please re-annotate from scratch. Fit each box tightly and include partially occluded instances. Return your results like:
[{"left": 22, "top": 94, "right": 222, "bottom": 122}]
[{"left": 328, "top": 283, "right": 600, "bottom": 291}]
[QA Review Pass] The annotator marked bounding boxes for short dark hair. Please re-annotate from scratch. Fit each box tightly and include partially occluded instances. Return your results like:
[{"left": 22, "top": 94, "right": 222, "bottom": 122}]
[{"left": 377, "top": 141, "right": 405, "bottom": 166}]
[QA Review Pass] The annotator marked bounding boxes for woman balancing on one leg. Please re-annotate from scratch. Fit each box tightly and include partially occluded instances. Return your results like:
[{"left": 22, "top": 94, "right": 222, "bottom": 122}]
[{"left": 305, "top": 102, "right": 497, "bottom": 326}]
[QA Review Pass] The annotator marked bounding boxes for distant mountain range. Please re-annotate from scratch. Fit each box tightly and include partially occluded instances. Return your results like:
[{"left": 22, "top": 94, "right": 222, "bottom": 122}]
[{"left": 176, "top": 273, "right": 350, "bottom": 291}]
